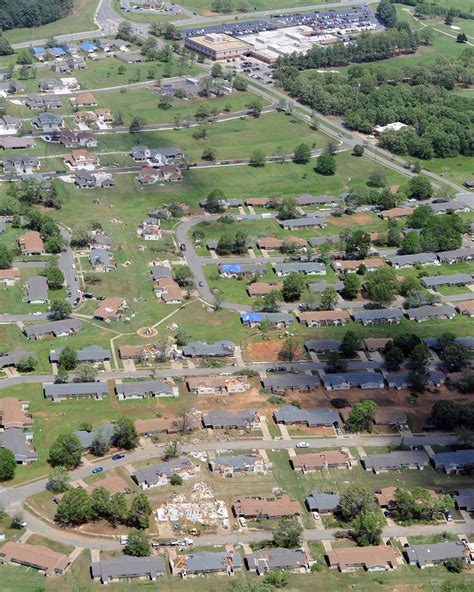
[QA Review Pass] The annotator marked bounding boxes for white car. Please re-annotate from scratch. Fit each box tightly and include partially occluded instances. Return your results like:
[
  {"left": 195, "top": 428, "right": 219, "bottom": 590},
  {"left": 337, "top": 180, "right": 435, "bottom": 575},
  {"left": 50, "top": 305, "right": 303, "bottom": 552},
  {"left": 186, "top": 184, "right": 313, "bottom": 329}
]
[
  {"left": 296, "top": 442, "right": 310, "bottom": 448},
  {"left": 120, "top": 535, "right": 128, "bottom": 545},
  {"left": 33, "top": 311, "right": 42, "bottom": 316},
  {"left": 239, "top": 517, "right": 247, "bottom": 527},
  {"left": 312, "top": 511, "right": 320, "bottom": 520}
]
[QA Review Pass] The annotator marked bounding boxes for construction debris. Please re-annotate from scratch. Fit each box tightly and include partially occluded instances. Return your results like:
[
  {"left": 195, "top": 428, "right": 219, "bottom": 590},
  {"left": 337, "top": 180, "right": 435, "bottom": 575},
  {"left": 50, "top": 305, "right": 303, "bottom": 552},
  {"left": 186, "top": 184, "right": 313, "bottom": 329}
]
[{"left": 156, "top": 482, "right": 228, "bottom": 524}]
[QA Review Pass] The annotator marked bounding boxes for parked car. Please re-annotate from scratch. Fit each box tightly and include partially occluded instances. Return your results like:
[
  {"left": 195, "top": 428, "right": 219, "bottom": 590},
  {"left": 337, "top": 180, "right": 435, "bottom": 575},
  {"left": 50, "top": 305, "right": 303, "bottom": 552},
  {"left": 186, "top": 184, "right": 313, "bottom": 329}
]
[
  {"left": 112, "top": 453, "right": 125, "bottom": 461},
  {"left": 445, "top": 511, "right": 453, "bottom": 522},
  {"left": 312, "top": 511, "right": 320, "bottom": 520},
  {"left": 120, "top": 535, "right": 128, "bottom": 545},
  {"left": 92, "top": 466, "right": 103, "bottom": 474},
  {"left": 296, "top": 442, "right": 310, "bottom": 448}
]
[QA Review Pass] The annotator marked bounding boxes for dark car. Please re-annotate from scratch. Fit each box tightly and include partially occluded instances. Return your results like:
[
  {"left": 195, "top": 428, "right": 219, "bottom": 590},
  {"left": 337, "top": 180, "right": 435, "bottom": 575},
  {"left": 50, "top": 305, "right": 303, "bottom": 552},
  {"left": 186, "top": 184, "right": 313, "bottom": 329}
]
[
  {"left": 112, "top": 453, "right": 125, "bottom": 461},
  {"left": 96, "top": 295, "right": 105, "bottom": 301}
]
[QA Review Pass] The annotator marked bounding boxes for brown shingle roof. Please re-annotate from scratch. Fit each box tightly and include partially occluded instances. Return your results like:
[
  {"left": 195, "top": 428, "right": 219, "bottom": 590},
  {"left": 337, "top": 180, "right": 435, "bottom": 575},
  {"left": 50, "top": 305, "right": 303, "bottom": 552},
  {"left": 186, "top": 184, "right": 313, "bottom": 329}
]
[
  {"left": 0, "top": 542, "right": 70, "bottom": 575},
  {"left": 299, "top": 310, "right": 350, "bottom": 323},
  {"left": 94, "top": 298, "right": 125, "bottom": 320},
  {"left": 456, "top": 300, "right": 474, "bottom": 315},
  {"left": 0, "top": 397, "right": 32, "bottom": 429},
  {"left": 247, "top": 281, "right": 283, "bottom": 296},
  {"left": 18, "top": 231, "right": 44, "bottom": 254},
  {"left": 379, "top": 207, "right": 414, "bottom": 219},
  {"left": 332, "top": 258, "right": 384, "bottom": 271},
  {"left": 326, "top": 546, "right": 398, "bottom": 570},
  {"left": 292, "top": 451, "right": 350, "bottom": 469}
]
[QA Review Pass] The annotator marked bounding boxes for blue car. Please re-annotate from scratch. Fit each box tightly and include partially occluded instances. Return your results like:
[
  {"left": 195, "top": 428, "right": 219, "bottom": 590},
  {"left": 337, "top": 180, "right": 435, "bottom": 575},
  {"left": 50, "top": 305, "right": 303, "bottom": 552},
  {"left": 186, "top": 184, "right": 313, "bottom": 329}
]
[
  {"left": 92, "top": 466, "right": 103, "bottom": 474},
  {"left": 112, "top": 453, "right": 125, "bottom": 461}
]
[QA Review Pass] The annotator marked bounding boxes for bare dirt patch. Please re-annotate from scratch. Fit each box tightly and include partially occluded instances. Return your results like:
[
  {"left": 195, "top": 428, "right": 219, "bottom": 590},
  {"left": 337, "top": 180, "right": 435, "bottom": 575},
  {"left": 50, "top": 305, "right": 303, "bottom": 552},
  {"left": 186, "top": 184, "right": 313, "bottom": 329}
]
[
  {"left": 329, "top": 213, "right": 373, "bottom": 227},
  {"left": 245, "top": 339, "right": 305, "bottom": 362}
]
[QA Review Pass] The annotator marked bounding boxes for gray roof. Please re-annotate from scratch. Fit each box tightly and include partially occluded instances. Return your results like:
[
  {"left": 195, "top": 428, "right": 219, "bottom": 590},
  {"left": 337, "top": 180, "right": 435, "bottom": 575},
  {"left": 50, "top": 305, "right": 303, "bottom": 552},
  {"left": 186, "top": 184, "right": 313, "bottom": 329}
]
[
  {"left": 74, "top": 422, "right": 114, "bottom": 449},
  {"left": 363, "top": 450, "right": 429, "bottom": 472},
  {"left": 279, "top": 216, "right": 325, "bottom": 229},
  {"left": 437, "top": 247, "right": 474, "bottom": 262},
  {"left": 49, "top": 345, "right": 111, "bottom": 363},
  {"left": 0, "top": 349, "right": 37, "bottom": 368},
  {"left": 405, "top": 542, "right": 467, "bottom": 567},
  {"left": 32, "top": 112, "right": 64, "bottom": 125},
  {"left": 430, "top": 200, "right": 468, "bottom": 213},
  {"left": 432, "top": 449, "right": 474, "bottom": 471},
  {"left": 307, "top": 236, "right": 339, "bottom": 247},
  {"left": 309, "top": 280, "right": 344, "bottom": 293},
  {"left": 386, "top": 371, "right": 445, "bottom": 389},
  {"left": 90, "top": 248, "right": 113, "bottom": 268},
  {"left": 273, "top": 262, "right": 325, "bottom": 275},
  {"left": 115, "top": 380, "right": 174, "bottom": 397},
  {"left": 454, "top": 488, "right": 474, "bottom": 511},
  {"left": 387, "top": 253, "right": 438, "bottom": 267},
  {"left": 263, "top": 374, "right": 321, "bottom": 393},
  {"left": 273, "top": 405, "right": 338, "bottom": 426},
  {"left": 246, "top": 548, "right": 307, "bottom": 573},
  {"left": 322, "top": 372, "right": 384, "bottom": 389},
  {"left": 406, "top": 305, "right": 455, "bottom": 321},
  {"left": 0, "top": 428, "right": 37, "bottom": 463},
  {"left": 150, "top": 265, "right": 172, "bottom": 280},
  {"left": 304, "top": 339, "right": 341, "bottom": 352},
  {"left": 297, "top": 194, "right": 336, "bottom": 205},
  {"left": 43, "top": 381, "right": 108, "bottom": 400},
  {"left": 26, "top": 275, "right": 48, "bottom": 302},
  {"left": 91, "top": 556, "right": 165, "bottom": 582},
  {"left": 352, "top": 309, "right": 404, "bottom": 323},
  {"left": 133, "top": 458, "right": 194, "bottom": 486},
  {"left": 176, "top": 551, "right": 242, "bottom": 574},
  {"left": 306, "top": 490, "right": 340, "bottom": 512},
  {"left": 23, "top": 319, "right": 82, "bottom": 339},
  {"left": 202, "top": 409, "right": 257, "bottom": 429},
  {"left": 421, "top": 274, "right": 472, "bottom": 289},
  {"left": 182, "top": 340, "right": 235, "bottom": 357},
  {"left": 211, "top": 454, "right": 265, "bottom": 472}
]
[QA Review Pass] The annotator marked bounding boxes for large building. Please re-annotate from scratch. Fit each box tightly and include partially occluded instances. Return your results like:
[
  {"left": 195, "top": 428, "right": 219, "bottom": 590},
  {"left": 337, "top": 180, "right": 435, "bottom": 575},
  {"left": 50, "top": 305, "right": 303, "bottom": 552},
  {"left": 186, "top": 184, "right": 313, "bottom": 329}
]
[{"left": 184, "top": 33, "right": 251, "bottom": 61}]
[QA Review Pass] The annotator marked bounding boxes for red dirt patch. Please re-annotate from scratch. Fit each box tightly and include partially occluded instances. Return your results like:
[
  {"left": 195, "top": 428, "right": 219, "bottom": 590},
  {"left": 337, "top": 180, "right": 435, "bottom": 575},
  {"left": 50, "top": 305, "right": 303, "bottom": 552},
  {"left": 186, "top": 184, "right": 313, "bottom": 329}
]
[
  {"left": 245, "top": 339, "right": 305, "bottom": 362},
  {"left": 329, "top": 213, "right": 373, "bottom": 227}
]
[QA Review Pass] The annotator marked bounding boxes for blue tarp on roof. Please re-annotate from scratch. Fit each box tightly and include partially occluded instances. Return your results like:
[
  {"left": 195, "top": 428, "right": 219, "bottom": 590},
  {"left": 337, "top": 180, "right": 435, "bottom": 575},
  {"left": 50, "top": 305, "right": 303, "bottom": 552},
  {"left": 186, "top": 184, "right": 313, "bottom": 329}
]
[
  {"left": 51, "top": 47, "right": 66, "bottom": 55},
  {"left": 32, "top": 47, "right": 45, "bottom": 55},
  {"left": 221, "top": 264, "right": 241, "bottom": 273},
  {"left": 241, "top": 313, "right": 262, "bottom": 323},
  {"left": 80, "top": 42, "right": 98, "bottom": 51}
]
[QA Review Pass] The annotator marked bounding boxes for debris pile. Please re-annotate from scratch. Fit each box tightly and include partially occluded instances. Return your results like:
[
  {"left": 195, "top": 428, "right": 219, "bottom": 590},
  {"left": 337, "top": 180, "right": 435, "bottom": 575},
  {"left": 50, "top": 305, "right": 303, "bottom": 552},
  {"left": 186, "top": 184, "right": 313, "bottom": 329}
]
[{"left": 156, "top": 482, "right": 228, "bottom": 524}]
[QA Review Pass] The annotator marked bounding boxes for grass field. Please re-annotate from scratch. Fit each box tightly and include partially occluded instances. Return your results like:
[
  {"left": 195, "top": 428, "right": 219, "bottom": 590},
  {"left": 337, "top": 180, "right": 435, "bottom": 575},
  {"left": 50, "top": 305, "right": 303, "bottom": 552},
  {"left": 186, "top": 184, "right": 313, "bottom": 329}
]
[
  {"left": 416, "top": 155, "right": 474, "bottom": 188},
  {"left": 4, "top": 0, "right": 100, "bottom": 44},
  {"left": 177, "top": 0, "right": 341, "bottom": 16}
]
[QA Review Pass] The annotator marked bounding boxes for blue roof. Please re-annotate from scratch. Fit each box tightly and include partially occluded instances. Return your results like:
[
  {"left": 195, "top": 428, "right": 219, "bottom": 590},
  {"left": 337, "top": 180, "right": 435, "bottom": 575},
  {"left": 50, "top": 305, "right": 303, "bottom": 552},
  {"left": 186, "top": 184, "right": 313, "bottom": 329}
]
[
  {"left": 222, "top": 264, "right": 241, "bottom": 273},
  {"left": 241, "top": 313, "right": 262, "bottom": 323},
  {"left": 80, "top": 42, "right": 98, "bottom": 51},
  {"left": 32, "top": 47, "right": 45, "bottom": 55},
  {"left": 51, "top": 47, "right": 66, "bottom": 55}
]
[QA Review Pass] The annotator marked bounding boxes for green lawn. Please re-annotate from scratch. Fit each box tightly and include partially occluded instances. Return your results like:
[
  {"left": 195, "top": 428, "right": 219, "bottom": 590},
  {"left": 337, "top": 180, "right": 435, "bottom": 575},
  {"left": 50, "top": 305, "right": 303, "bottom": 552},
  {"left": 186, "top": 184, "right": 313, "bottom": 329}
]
[
  {"left": 416, "top": 155, "right": 474, "bottom": 188},
  {"left": 111, "top": 0, "right": 186, "bottom": 22},
  {"left": 4, "top": 0, "right": 100, "bottom": 44},
  {"left": 177, "top": 0, "right": 341, "bottom": 16}
]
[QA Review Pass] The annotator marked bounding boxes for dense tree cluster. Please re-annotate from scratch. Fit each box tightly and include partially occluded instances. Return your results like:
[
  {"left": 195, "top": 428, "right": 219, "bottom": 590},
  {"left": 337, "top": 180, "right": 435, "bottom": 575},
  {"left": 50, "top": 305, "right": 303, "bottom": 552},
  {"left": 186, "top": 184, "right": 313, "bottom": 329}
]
[
  {"left": 216, "top": 231, "right": 248, "bottom": 255},
  {"left": 395, "top": 487, "right": 454, "bottom": 522},
  {"left": 404, "top": 206, "right": 465, "bottom": 253},
  {"left": 0, "top": 0, "right": 73, "bottom": 31},
  {"left": 431, "top": 400, "right": 474, "bottom": 431}
]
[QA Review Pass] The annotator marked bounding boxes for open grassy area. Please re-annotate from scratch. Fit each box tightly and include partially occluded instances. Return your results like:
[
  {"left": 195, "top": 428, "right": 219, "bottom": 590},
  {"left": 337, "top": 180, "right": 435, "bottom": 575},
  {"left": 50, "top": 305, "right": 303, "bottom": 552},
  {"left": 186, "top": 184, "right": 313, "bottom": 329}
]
[
  {"left": 4, "top": 0, "right": 100, "bottom": 44},
  {"left": 416, "top": 155, "right": 474, "bottom": 188},
  {"left": 177, "top": 0, "right": 341, "bottom": 16}
]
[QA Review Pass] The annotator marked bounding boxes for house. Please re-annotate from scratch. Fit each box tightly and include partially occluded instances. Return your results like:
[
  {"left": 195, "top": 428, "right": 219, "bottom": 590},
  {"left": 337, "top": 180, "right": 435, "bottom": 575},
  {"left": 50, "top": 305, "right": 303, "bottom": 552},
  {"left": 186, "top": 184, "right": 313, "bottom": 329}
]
[
  {"left": 322, "top": 372, "right": 384, "bottom": 391},
  {"left": 430, "top": 200, "right": 469, "bottom": 214},
  {"left": 38, "top": 78, "right": 64, "bottom": 93},
  {"left": 362, "top": 450, "right": 429, "bottom": 474},
  {"left": 273, "top": 262, "right": 326, "bottom": 276},
  {"left": 273, "top": 405, "right": 338, "bottom": 426},
  {"left": 437, "top": 247, "right": 474, "bottom": 264},
  {"left": 293, "top": 451, "right": 351, "bottom": 472},
  {"left": 116, "top": 50, "right": 146, "bottom": 63},
  {"left": 187, "top": 375, "right": 250, "bottom": 395},
  {"left": 332, "top": 258, "right": 384, "bottom": 273},
  {"left": 137, "top": 218, "right": 161, "bottom": 240},
  {"left": 405, "top": 542, "right": 469, "bottom": 569},
  {"left": 93, "top": 298, "right": 127, "bottom": 322},
  {"left": 133, "top": 458, "right": 198, "bottom": 489},
  {"left": 137, "top": 165, "right": 182, "bottom": 184},
  {"left": 257, "top": 236, "right": 307, "bottom": 250},
  {"left": 202, "top": 409, "right": 259, "bottom": 430},
  {"left": 95, "top": 108, "right": 114, "bottom": 123},
  {"left": 23, "top": 319, "right": 82, "bottom": 340},
  {"left": 309, "top": 280, "right": 344, "bottom": 293},
  {"left": 132, "top": 145, "right": 183, "bottom": 165},
  {"left": 232, "top": 495, "right": 301, "bottom": 519},
  {"left": 91, "top": 556, "right": 166, "bottom": 585},
  {"left": 387, "top": 253, "right": 439, "bottom": 269},
  {"left": 304, "top": 339, "right": 341, "bottom": 353},
  {"left": 3, "top": 156, "right": 41, "bottom": 176},
  {"left": 18, "top": 231, "right": 44, "bottom": 255},
  {"left": 75, "top": 169, "right": 114, "bottom": 189},
  {"left": 154, "top": 278, "right": 183, "bottom": 304},
  {"left": 43, "top": 381, "right": 109, "bottom": 401},
  {"left": 64, "top": 149, "right": 99, "bottom": 169},
  {"left": 49, "top": 345, "right": 110, "bottom": 364},
  {"left": 74, "top": 423, "right": 114, "bottom": 449},
  {"left": 207, "top": 237, "right": 252, "bottom": 252},
  {"left": 421, "top": 274, "right": 472, "bottom": 290},
  {"left": 137, "top": 165, "right": 160, "bottom": 185},
  {"left": 182, "top": 340, "right": 235, "bottom": 357},
  {"left": 363, "top": 337, "right": 392, "bottom": 352},
  {"left": 169, "top": 551, "right": 241, "bottom": 577},
  {"left": 0, "top": 67, "right": 11, "bottom": 82},
  {"left": 218, "top": 263, "right": 265, "bottom": 278},
  {"left": 31, "top": 112, "right": 64, "bottom": 132},
  {"left": 453, "top": 488, "right": 474, "bottom": 512},
  {"left": 374, "top": 487, "right": 398, "bottom": 510},
  {"left": 245, "top": 197, "right": 272, "bottom": 207},
  {"left": 0, "top": 398, "right": 33, "bottom": 431},
  {"left": 26, "top": 276, "right": 49, "bottom": 304},
  {"left": 0, "top": 542, "right": 70, "bottom": 576},
  {"left": 432, "top": 449, "right": 474, "bottom": 474},
  {"left": 25, "top": 95, "right": 62, "bottom": 110},
  {"left": 89, "top": 230, "right": 112, "bottom": 250},
  {"left": 263, "top": 374, "right": 322, "bottom": 393},
  {"left": 386, "top": 371, "right": 445, "bottom": 390},
  {"left": 326, "top": 546, "right": 398, "bottom": 572},
  {"left": 0, "top": 268, "right": 20, "bottom": 286},
  {"left": 0, "top": 115, "right": 21, "bottom": 133},
  {"left": 379, "top": 207, "right": 414, "bottom": 220},
  {"left": 72, "top": 92, "right": 97, "bottom": 107},
  {"left": 118, "top": 343, "right": 162, "bottom": 361},
  {"left": 0, "top": 427, "right": 37, "bottom": 463},
  {"left": 59, "top": 129, "right": 97, "bottom": 148},
  {"left": 0, "top": 349, "right": 37, "bottom": 369},
  {"left": 115, "top": 380, "right": 178, "bottom": 400},
  {"left": 74, "top": 110, "right": 97, "bottom": 125},
  {"left": 247, "top": 281, "right": 283, "bottom": 297},
  {"left": 46, "top": 47, "right": 68, "bottom": 59},
  {"left": 135, "top": 416, "right": 198, "bottom": 436},
  {"left": 406, "top": 305, "right": 455, "bottom": 322},
  {"left": 245, "top": 548, "right": 308, "bottom": 575},
  {"left": 297, "top": 194, "right": 336, "bottom": 206},
  {"left": 0, "top": 137, "right": 36, "bottom": 150},
  {"left": 305, "top": 490, "right": 341, "bottom": 513},
  {"left": 89, "top": 248, "right": 115, "bottom": 272},
  {"left": 456, "top": 300, "right": 474, "bottom": 317},
  {"left": 278, "top": 216, "right": 325, "bottom": 230},
  {"left": 150, "top": 264, "right": 172, "bottom": 281},
  {"left": 352, "top": 309, "right": 404, "bottom": 325},
  {"left": 210, "top": 454, "right": 272, "bottom": 476},
  {"left": 299, "top": 310, "right": 349, "bottom": 327},
  {"left": 240, "top": 312, "right": 293, "bottom": 327}
]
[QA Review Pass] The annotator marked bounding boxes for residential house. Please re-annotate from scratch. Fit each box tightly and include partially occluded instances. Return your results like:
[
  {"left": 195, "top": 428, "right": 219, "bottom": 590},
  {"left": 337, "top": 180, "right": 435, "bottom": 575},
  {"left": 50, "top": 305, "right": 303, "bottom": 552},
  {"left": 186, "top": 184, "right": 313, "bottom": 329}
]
[
  {"left": 18, "top": 231, "right": 44, "bottom": 255},
  {"left": 3, "top": 156, "right": 41, "bottom": 176},
  {"left": 74, "top": 110, "right": 97, "bottom": 125},
  {"left": 297, "top": 194, "right": 336, "bottom": 206},
  {"left": 135, "top": 416, "right": 199, "bottom": 436},
  {"left": 89, "top": 230, "right": 112, "bottom": 250},
  {"left": 326, "top": 546, "right": 399, "bottom": 572},
  {"left": 91, "top": 556, "right": 166, "bottom": 585},
  {"left": 25, "top": 95, "right": 62, "bottom": 110},
  {"left": 322, "top": 372, "right": 384, "bottom": 390},
  {"left": 430, "top": 200, "right": 469, "bottom": 214},
  {"left": 154, "top": 278, "right": 183, "bottom": 304},
  {"left": 118, "top": 343, "right": 162, "bottom": 360},
  {"left": 49, "top": 345, "right": 110, "bottom": 363},
  {"left": 386, "top": 371, "right": 445, "bottom": 390},
  {"left": 43, "top": 381, "right": 109, "bottom": 401},
  {"left": 169, "top": 551, "right": 241, "bottom": 577},
  {"left": 374, "top": 487, "right": 398, "bottom": 510},
  {"left": 387, "top": 253, "right": 439, "bottom": 269},
  {"left": 332, "top": 258, "right": 385, "bottom": 273},
  {"left": 432, "top": 449, "right": 474, "bottom": 474},
  {"left": 89, "top": 248, "right": 115, "bottom": 272},
  {"left": 240, "top": 312, "right": 293, "bottom": 327},
  {"left": 232, "top": 495, "right": 301, "bottom": 519},
  {"left": 75, "top": 169, "right": 114, "bottom": 189},
  {"left": 72, "top": 92, "right": 97, "bottom": 107},
  {"left": 209, "top": 454, "right": 272, "bottom": 476},
  {"left": 0, "top": 428, "right": 37, "bottom": 463},
  {"left": 298, "top": 310, "right": 349, "bottom": 327},
  {"left": 406, "top": 305, "right": 455, "bottom": 322},
  {"left": 26, "top": 276, "right": 49, "bottom": 304},
  {"left": 187, "top": 375, "right": 250, "bottom": 395},
  {"left": 245, "top": 197, "right": 272, "bottom": 207},
  {"left": 38, "top": 78, "right": 64, "bottom": 93},
  {"left": 273, "top": 262, "right": 326, "bottom": 276},
  {"left": 278, "top": 216, "right": 325, "bottom": 230},
  {"left": 31, "top": 112, "right": 64, "bottom": 132},
  {"left": 379, "top": 207, "right": 414, "bottom": 220},
  {"left": 137, "top": 165, "right": 182, "bottom": 184},
  {"left": 363, "top": 337, "right": 392, "bottom": 352},
  {"left": 305, "top": 490, "right": 341, "bottom": 513},
  {"left": 292, "top": 450, "right": 351, "bottom": 472},
  {"left": 132, "top": 145, "right": 183, "bottom": 165},
  {"left": 74, "top": 423, "right": 114, "bottom": 449},
  {"left": 95, "top": 108, "right": 114, "bottom": 123},
  {"left": 202, "top": 409, "right": 259, "bottom": 430},
  {"left": 59, "top": 129, "right": 97, "bottom": 148},
  {"left": 456, "top": 301, "right": 474, "bottom": 317},
  {"left": 273, "top": 405, "right": 339, "bottom": 426},
  {"left": 116, "top": 51, "right": 145, "bottom": 63},
  {"left": 0, "top": 115, "right": 21, "bottom": 134},
  {"left": 405, "top": 542, "right": 470, "bottom": 569},
  {"left": 150, "top": 264, "right": 172, "bottom": 281},
  {"left": 0, "top": 268, "right": 20, "bottom": 286},
  {"left": 352, "top": 309, "right": 404, "bottom": 325},
  {"left": 207, "top": 237, "right": 252, "bottom": 252},
  {"left": 362, "top": 450, "right": 429, "bottom": 474},
  {"left": 304, "top": 339, "right": 341, "bottom": 353},
  {"left": 93, "top": 298, "right": 127, "bottom": 322},
  {"left": 421, "top": 274, "right": 472, "bottom": 291},
  {"left": 0, "top": 542, "right": 71, "bottom": 576},
  {"left": 263, "top": 375, "right": 321, "bottom": 394},
  {"left": 137, "top": 218, "right": 161, "bottom": 240},
  {"left": 0, "top": 349, "right": 37, "bottom": 369},
  {"left": 307, "top": 235, "right": 341, "bottom": 248},
  {"left": 0, "top": 137, "right": 36, "bottom": 150},
  {"left": 0, "top": 67, "right": 11, "bottom": 82},
  {"left": 245, "top": 548, "right": 308, "bottom": 575},
  {"left": 23, "top": 319, "right": 82, "bottom": 340},
  {"left": 64, "top": 149, "right": 99, "bottom": 169},
  {"left": 182, "top": 340, "right": 235, "bottom": 357},
  {"left": 133, "top": 458, "right": 198, "bottom": 489},
  {"left": 115, "top": 380, "right": 178, "bottom": 400},
  {"left": 218, "top": 263, "right": 265, "bottom": 278},
  {"left": 437, "top": 247, "right": 474, "bottom": 264},
  {"left": 247, "top": 281, "right": 283, "bottom": 297},
  {"left": 453, "top": 488, "right": 474, "bottom": 512}
]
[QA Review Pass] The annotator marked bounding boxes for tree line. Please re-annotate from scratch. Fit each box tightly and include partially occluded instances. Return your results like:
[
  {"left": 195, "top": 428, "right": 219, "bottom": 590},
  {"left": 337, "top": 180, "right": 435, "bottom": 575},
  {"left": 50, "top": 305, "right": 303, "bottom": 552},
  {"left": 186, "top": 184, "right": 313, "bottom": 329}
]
[{"left": 0, "top": 0, "right": 73, "bottom": 31}]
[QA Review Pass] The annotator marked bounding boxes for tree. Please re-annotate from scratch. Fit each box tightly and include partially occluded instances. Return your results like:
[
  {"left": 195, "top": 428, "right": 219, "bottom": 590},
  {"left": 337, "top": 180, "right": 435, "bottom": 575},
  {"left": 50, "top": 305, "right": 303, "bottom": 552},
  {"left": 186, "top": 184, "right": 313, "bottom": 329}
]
[
  {"left": 368, "top": 168, "right": 387, "bottom": 188},
  {"left": 259, "top": 290, "right": 281, "bottom": 313},
  {"left": 278, "top": 197, "right": 298, "bottom": 220},
  {"left": 0, "top": 448, "right": 16, "bottom": 481},
  {"left": 46, "top": 266, "right": 64, "bottom": 290},
  {"left": 58, "top": 346, "right": 77, "bottom": 370},
  {"left": 11, "top": 512, "right": 25, "bottom": 529},
  {"left": 47, "top": 466, "right": 70, "bottom": 493},
  {"left": 129, "top": 116, "right": 145, "bottom": 134},
  {"left": 352, "top": 144, "right": 364, "bottom": 157},
  {"left": 246, "top": 97, "right": 263, "bottom": 117},
  {"left": 205, "top": 189, "right": 226, "bottom": 213},
  {"left": 117, "top": 21, "right": 134, "bottom": 41},
  {"left": 76, "top": 362, "right": 97, "bottom": 383},
  {"left": 376, "top": 0, "right": 397, "bottom": 27},
  {"left": 280, "top": 336, "right": 299, "bottom": 362},
  {"left": 342, "top": 274, "right": 360, "bottom": 300},
  {"left": 48, "top": 299, "right": 72, "bottom": 321},
  {"left": 55, "top": 487, "right": 91, "bottom": 525},
  {"left": 0, "top": 37, "right": 13, "bottom": 56},
  {"left": 202, "top": 147, "right": 217, "bottom": 161},
  {"left": 281, "top": 272, "right": 305, "bottom": 302},
  {"left": 125, "top": 530, "right": 151, "bottom": 557},
  {"left": 351, "top": 511, "right": 384, "bottom": 546},
  {"left": 293, "top": 143, "right": 311, "bottom": 164},
  {"left": 393, "top": 333, "right": 421, "bottom": 356},
  {"left": 16, "top": 356, "right": 37, "bottom": 372},
  {"left": 345, "top": 400, "right": 378, "bottom": 433},
  {"left": 457, "top": 32, "right": 468, "bottom": 44},
  {"left": 445, "top": 557, "right": 464, "bottom": 573},
  {"left": 325, "top": 352, "right": 348, "bottom": 374},
  {"left": 173, "top": 265, "right": 194, "bottom": 287},
  {"left": 408, "top": 343, "right": 431, "bottom": 393},
  {"left": 170, "top": 474, "right": 183, "bottom": 486},
  {"left": 320, "top": 287, "right": 338, "bottom": 311},
  {"left": 90, "top": 486, "right": 111, "bottom": 520},
  {"left": 272, "top": 516, "right": 303, "bottom": 548},
  {"left": 340, "top": 484, "right": 378, "bottom": 520},
  {"left": 0, "top": 244, "right": 12, "bottom": 269},
  {"left": 384, "top": 345, "right": 404, "bottom": 371},
  {"left": 45, "top": 236, "right": 62, "bottom": 254},
  {"left": 366, "top": 267, "right": 397, "bottom": 307},
  {"left": 90, "top": 427, "right": 111, "bottom": 457},
  {"left": 315, "top": 153, "right": 336, "bottom": 176},
  {"left": 109, "top": 492, "right": 128, "bottom": 526},
  {"left": 49, "top": 432, "right": 83, "bottom": 468},
  {"left": 439, "top": 342, "right": 470, "bottom": 372},
  {"left": 164, "top": 440, "right": 179, "bottom": 460},
  {"left": 128, "top": 494, "right": 152, "bottom": 529},
  {"left": 456, "top": 426, "right": 474, "bottom": 449},
  {"left": 341, "top": 228, "right": 371, "bottom": 259},
  {"left": 407, "top": 175, "right": 432, "bottom": 200},
  {"left": 387, "top": 219, "right": 401, "bottom": 247},
  {"left": 210, "top": 63, "right": 224, "bottom": 78},
  {"left": 113, "top": 416, "right": 139, "bottom": 450},
  {"left": 249, "top": 149, "right": 266, "bottom": 167},
  {"left": 401, "top": 231, "right": 421, "bottom": 254},
  {"left": 340, "top": 330, "right": 361, "bottom": 358}
]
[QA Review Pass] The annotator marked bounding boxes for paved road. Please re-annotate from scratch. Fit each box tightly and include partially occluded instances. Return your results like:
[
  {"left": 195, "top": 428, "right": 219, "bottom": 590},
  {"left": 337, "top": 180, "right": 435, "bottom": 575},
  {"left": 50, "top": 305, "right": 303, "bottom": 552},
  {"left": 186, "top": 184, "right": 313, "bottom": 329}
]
[{"left": 58, "top": 226, "right": 81, "bottom": 307}]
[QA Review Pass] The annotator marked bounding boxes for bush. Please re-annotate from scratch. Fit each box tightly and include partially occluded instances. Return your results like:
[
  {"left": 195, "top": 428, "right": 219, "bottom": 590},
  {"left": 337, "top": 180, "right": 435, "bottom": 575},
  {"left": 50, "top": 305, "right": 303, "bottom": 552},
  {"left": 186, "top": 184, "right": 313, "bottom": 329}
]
[{"left": 331, "top": 398, "right": 349, "bottom": 409}]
